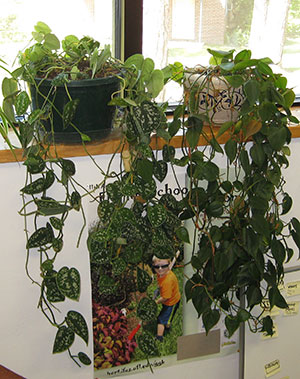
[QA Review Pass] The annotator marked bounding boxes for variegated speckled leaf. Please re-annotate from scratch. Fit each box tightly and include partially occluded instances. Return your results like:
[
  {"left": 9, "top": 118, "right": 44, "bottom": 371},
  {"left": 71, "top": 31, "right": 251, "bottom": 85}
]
[
  {"left": 137, "top": 267, "right": 152, "bottom": 293},
  {"left": 91, "top": 228, "right": 110, "bottom": 243},
  {"left": 97, "top": 200, "right": 115, "bottom": 222},
  {"left": 44, "top": 275, "right": 65, "bottom": 303},
  {"left": 26, "top": 223, "right": 54, "bottom": 248},
  {"left": 56, "top": 267, "right": 80, "bottom": 301},
  {"left": 65, "top": 310, "right": 88, "bottom": 345},
  {"left": 122, "top": 244, "right": 143, "bottom": 264},
  {"left": 87, "top": 235, "right": 112, "bottom": 264},
  {"left": 52, "top": 326, "right": 75, "bottom": 354},
  {"left": 114, "top": 207, "right": 136, "bottom": 227},
  {"left": 137, "top": 331, "right": 159, "bottom": 356},
  {"left": 137, "top": 297, "right": 157, "bottom": 321},
  {"left": 112, "top": 258, "right": 127, "bottom": 276},
  {"left": 147, "top": 203, "right": 167, "bottom": 227},
  {"left": 78, "top": 352, "right": 91, "bottom": 365},
  {"left": 98, "top": 275, "right": 117, "bottom": 295},
  {"left": 153, "top": 160, "right": 168, "bottom": 182}
]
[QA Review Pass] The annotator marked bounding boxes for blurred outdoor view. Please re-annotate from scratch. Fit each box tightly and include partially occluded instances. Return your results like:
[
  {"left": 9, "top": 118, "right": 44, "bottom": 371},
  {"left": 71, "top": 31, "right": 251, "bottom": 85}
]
[
  {"left": 143, "top": 0, "right": 300, "bottom": 103},
  {"left": 0, "top": 0, "right": 113, "bottom": 86}
]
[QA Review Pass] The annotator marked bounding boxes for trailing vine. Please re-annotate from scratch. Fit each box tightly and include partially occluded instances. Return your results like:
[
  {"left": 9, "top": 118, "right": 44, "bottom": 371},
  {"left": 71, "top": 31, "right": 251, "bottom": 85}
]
[
  {"left": 2, "top": 29, "right": 300, "bottom": 367},
  {"left": 167, "top": 48, "right": 300, "bottom": 336}
]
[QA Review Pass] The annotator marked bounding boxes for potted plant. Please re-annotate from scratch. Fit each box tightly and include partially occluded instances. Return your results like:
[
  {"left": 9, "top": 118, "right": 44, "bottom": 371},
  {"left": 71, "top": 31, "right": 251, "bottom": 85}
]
[
  {"left": 183, "top": 55, "right": 245, "bottom": 125},
  {"left": 3, "top": 21, "right": 122, "bottom": 143},
  {"left": 167, "top": 48, "right": 300, "bottom": 337}
]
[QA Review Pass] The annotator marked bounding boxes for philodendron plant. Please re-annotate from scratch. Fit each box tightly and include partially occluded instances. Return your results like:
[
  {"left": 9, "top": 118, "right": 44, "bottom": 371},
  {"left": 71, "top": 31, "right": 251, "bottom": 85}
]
[{"left": 166, "top": 48, "right": 300, "bottom": 336}]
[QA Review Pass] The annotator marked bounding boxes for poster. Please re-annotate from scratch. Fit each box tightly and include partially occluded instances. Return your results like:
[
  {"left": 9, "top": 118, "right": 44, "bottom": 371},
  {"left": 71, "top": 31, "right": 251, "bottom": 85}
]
[
  {"left": 88, "top": 163, "right": 186, "bottom": 377},
  {"left": 85, "top": 152, "right": 239, "bottom": 378}
]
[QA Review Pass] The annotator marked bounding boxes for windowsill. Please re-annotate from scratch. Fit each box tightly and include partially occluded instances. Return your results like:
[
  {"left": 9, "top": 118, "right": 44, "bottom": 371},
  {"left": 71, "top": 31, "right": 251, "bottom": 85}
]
[{"left": 1, "top": 107, "right": 300, "bottom": 164}]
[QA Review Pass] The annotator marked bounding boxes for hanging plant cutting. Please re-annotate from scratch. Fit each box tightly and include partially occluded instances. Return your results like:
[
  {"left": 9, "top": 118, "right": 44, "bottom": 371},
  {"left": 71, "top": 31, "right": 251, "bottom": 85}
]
[{"left": 166, "top": 48, "right": 300, "bottom": 336}]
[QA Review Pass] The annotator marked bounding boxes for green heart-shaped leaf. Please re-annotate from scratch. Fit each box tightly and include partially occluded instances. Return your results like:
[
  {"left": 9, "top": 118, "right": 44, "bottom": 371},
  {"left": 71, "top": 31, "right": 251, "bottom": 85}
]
[
  {"left": 224, "top": 316, "right": 240, "bottom": 338},
  {"left": 202, "top": 309, "right": 220, "bottom": 334},
  {"left": 175, "top": 226, "right": 190, "bottom": 243},
  {"left": 153, "top": 160, "right": 168, "bottom": 182},
  {"left": 137, "top": 159, "right": 153, "bottom": 183}
]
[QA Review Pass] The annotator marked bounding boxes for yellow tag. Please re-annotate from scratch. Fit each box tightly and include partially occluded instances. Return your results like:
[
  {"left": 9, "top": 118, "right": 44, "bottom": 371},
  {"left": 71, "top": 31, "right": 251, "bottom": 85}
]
[
  {"left": 283, "top": 301, "right": 299, "bottom": 316},
  {"left": 264, "top": 359, "right": 280, "bottom": 377},
  {"left": 285, "top": 281, "right": 300, "bottom": 296}
]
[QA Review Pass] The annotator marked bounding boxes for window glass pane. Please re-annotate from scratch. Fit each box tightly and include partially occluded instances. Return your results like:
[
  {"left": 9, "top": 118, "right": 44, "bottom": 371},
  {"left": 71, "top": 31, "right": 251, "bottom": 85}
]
[
  {"left": 143, "top": 0, "right": 300, "bottom": 103},
  {"left": 171, "top": 0, "right": 196, "bottom": 40},
  {"left": 0, "top": 0, "right": 113, "bottom": 82}
]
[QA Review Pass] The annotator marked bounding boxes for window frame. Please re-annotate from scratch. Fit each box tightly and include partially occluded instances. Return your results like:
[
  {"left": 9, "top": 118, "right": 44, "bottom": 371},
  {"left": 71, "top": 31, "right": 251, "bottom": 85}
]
[{"left": 124, "top": 0, "right": 143, "bottom": 60}]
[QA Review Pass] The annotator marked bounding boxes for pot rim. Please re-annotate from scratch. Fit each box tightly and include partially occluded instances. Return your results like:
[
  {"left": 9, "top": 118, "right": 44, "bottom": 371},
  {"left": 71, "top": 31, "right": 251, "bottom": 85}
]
[{"left": 33, "top": 74, "right": 120, "bottom": 88}]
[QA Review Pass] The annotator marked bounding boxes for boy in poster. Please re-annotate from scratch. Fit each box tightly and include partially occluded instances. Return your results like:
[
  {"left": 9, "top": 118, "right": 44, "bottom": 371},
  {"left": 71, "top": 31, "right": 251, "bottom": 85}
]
[{"left": 153, "top": 252, "right": 181, "bottom": 342}]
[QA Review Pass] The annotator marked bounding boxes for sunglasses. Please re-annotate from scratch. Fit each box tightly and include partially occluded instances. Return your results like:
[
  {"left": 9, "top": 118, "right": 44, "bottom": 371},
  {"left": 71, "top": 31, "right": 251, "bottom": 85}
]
[{"left": 153, "top": 264, "right": 169, "bottom": 269}]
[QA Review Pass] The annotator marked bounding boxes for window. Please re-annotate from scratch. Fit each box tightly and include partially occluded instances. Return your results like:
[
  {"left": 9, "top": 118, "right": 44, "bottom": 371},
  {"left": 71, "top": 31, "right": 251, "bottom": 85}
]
[{"left": 143, "top": 0, "right": 300, "bottom": 103}]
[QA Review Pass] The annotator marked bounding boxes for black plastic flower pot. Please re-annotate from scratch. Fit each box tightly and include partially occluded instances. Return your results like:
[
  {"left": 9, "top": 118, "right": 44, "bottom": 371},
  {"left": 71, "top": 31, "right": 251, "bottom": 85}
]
[{"left": 30, "top": 75, "right": 120, "bottom": 143}]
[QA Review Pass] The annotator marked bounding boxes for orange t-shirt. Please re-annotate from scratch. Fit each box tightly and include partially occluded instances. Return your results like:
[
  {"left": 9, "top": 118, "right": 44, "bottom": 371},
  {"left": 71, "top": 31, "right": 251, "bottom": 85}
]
[{"left": 157, "top": 270, "right": 181, "bottom": 306}]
